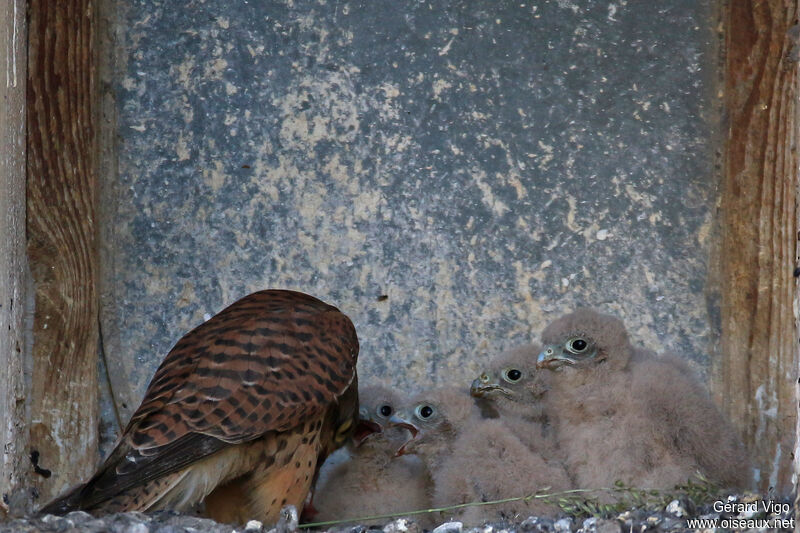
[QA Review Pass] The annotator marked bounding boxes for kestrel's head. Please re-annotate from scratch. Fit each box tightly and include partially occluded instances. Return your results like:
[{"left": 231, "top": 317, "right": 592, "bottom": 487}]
[
  {"left": 388, "top": 386, "right": 477, "bottom": 461},
  {"left": 536, "top": 308, "right": 632, "bottom": 372},
  {"left": 470, "top": 344, "right": 550, "bottom": 419},
  {"left": 354, "top": 384, "right": 410, "bottom": 448}
]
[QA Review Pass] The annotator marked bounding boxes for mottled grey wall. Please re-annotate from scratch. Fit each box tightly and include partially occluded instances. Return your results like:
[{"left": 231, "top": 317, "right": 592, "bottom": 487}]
[{"left": 100, "top": 0, "right": 719, "bottom": 445}]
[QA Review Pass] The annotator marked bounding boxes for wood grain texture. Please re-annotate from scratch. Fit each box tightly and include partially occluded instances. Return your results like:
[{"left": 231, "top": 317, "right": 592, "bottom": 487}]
[
  {"left": 0, "top": 0, "right": 29, "bottom": 518},
  {"left": 27, "top": 0, "right": 100, "bottom": 503},
  {"left": 717, "top": 0, "right": 798, "bottom": 494}
]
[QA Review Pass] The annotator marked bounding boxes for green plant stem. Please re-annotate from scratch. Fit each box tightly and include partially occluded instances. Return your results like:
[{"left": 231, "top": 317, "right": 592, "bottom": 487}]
[{"left": 299, "top": 488, "right": 623, "bottom": 529}]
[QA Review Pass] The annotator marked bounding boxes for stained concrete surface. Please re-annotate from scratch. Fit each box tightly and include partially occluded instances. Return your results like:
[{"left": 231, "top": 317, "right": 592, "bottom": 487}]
[{"left": 99, "top": 0, "right": 719, "bottom": 451}]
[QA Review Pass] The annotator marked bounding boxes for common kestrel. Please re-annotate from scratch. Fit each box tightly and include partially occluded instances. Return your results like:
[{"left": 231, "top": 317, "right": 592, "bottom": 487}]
[
  {"left": 313, "top": 384, "right": 430, "bottom": 526},
  {"left": 390, "top": 387, "right": 563, "bottom": 525},
  {"left": 470, "top": 344, "right": 555, "bottom": 452},
  {"left": 40, "top": 289, "right": 361, "bottom": 525},
  {"left": 536, "top": 308, "right": 751, "bottom": 491},
  {"left": 470, "top": 344, "right": 570, "bottom": 477}
]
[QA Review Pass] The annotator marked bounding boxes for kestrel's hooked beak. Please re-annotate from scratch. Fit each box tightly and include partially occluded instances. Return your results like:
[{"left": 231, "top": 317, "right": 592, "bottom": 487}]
[
  {"left": 536, "top": 344, "right": 574, "bottom": 369},
  {"left": 387, "top": 413, "right": 419, "bottom": 456},
  {"left": 387, "top": 414, "right": 419, "bottom": 438},
  {"left": 469, "top": 374, "right": 511, "bottom": 398}
]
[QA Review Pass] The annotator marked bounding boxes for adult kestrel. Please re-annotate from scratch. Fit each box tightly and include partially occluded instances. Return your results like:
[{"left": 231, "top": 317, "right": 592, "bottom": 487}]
[
  {"left": 39, "top": 289, "right": 361, "bottom": 525},
  {"left": 536, "top": 308, "right": 751, "bottom": 491}
]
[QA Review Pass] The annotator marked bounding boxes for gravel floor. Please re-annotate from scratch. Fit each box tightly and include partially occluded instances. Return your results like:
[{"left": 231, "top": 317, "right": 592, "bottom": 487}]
[{"left": 0, "top": 495, "right": 794, "bottom": 533}]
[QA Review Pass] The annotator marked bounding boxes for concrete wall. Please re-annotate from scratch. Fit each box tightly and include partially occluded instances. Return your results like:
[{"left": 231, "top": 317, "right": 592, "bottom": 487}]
[{"left": 99, "top": 0, "right": 720, "bottom": 443}]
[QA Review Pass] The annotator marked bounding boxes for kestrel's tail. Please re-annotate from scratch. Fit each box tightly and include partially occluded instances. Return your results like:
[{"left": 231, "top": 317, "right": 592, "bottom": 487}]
[{"left": 37, "top": 483, "right": 87, "bottom": 515}]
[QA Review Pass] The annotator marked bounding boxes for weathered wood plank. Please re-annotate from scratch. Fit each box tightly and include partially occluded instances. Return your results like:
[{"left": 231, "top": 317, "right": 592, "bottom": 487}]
[
  {"left": 27, "top": 0, "right": 99, "bottom": 503},
  {"left": 717, "top": 0, "right": 798, "bottom": 494},
  {"left": 0, "top": 0, "right": 29, "bottom": 519}
]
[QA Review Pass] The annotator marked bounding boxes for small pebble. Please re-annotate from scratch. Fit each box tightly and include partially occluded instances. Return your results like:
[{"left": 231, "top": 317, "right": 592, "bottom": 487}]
[
  {"left": 665, "top": 499, "right": 686, "bottom": 518},
  {"left": 65, "top": 511, "right": 95, "bottom": 525},
  {"left": 518, "top": 516, "right": 554, "bottom": 533},
  {"left": 592, "top": 519, "right": 621, "bottom": 533},
  {"left": 274, "top": 505, "right": 299, "bottom": 533},
  {"left": 383, "top": 518, "right": 421, "bottom": 533},
  {"left": 580, "top": 516, "right": 597, "bottom": 532},
  {"left": 124, "top": 523, "right": 150, "bottom": 533},
  {"left": 245, "top": 519, "right": 264, "bottom": 532},
  {"left": 40, "top": 514, "right": 70, "bottom": 526},
  {"left": 150, "top": 526, "right": 181, "bottom": 533},
  {"left": 552, "top": 517, "right": 573, "bottom": 533},
  {"left": 432, "top": 521, "right": 463, "bottom": 533}
]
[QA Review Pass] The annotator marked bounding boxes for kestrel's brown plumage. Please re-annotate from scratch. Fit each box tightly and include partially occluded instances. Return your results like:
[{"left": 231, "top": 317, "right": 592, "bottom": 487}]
[{"left": 39, "top": 289, "right": 361, "bottom": 525}]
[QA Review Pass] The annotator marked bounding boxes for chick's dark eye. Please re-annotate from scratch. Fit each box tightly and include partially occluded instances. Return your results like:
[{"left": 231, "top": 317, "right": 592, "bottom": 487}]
[
  {"left": 506, "top": 369, "right": 522, "bottom": 381},
  {"left": 569, "top": 338, "right": 588, "bottom": 352},
  {"left": 379, "top": 405, "right": 392, "bottom": 417},
  {"left": 416, "top": 404, "right": 434, "bottom": 419}
]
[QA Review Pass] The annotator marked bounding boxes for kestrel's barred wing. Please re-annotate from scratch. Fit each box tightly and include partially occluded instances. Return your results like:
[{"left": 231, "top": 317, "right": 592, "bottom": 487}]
[
  {"left": 131, "top": 290, "right": 357, "bottom": 443},
  {"left": 40, "top": 289, "right": 359, "bottom": 516}
]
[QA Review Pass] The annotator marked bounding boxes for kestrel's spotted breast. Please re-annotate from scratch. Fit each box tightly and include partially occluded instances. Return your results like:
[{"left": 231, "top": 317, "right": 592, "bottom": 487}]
[{"left": 40, "top": 289, "right": 360, "bottom": 524}]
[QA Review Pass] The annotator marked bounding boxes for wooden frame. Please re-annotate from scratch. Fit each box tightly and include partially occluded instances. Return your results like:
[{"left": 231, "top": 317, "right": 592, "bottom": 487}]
[
  {"left": 717, "top": 0, "right": 798, "bottom": 494},
  {"left": 26, "top": 0, "right": 100, "bottom": 502}
]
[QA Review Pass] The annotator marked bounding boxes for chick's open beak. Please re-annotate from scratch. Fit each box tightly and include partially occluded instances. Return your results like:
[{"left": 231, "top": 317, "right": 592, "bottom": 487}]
[
  {"left": 387, "top": 413, "right": 419, "bottom": 456},
  {"left": 387, "top": 414, "right": 418, "bottom": 438},
  {"left": 352, "top": 419, "right": 382, "bottom": 447}
]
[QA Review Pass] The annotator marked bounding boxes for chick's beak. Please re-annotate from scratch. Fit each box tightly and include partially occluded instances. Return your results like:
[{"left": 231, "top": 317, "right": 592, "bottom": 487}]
[
  {"left": 536, "top": 349, "right": 550, "bottom": 368},
  {"left": 387, "top": 413, "right": 420, "bottom": 456},
  {"left": 537, "top": 345, "right": 572, "bottom": 369},
  {"left": 470, "top": 374, "right": 509, "bottom": 398},
  {"left": 470, "top": 374, "right": 489, "bottom": 397},
  {"left": 387, "top": 414, "right": 418, "bottom": 438},
  {"left": 352, "top": 419, "right": 382, "bottom": 446}
]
